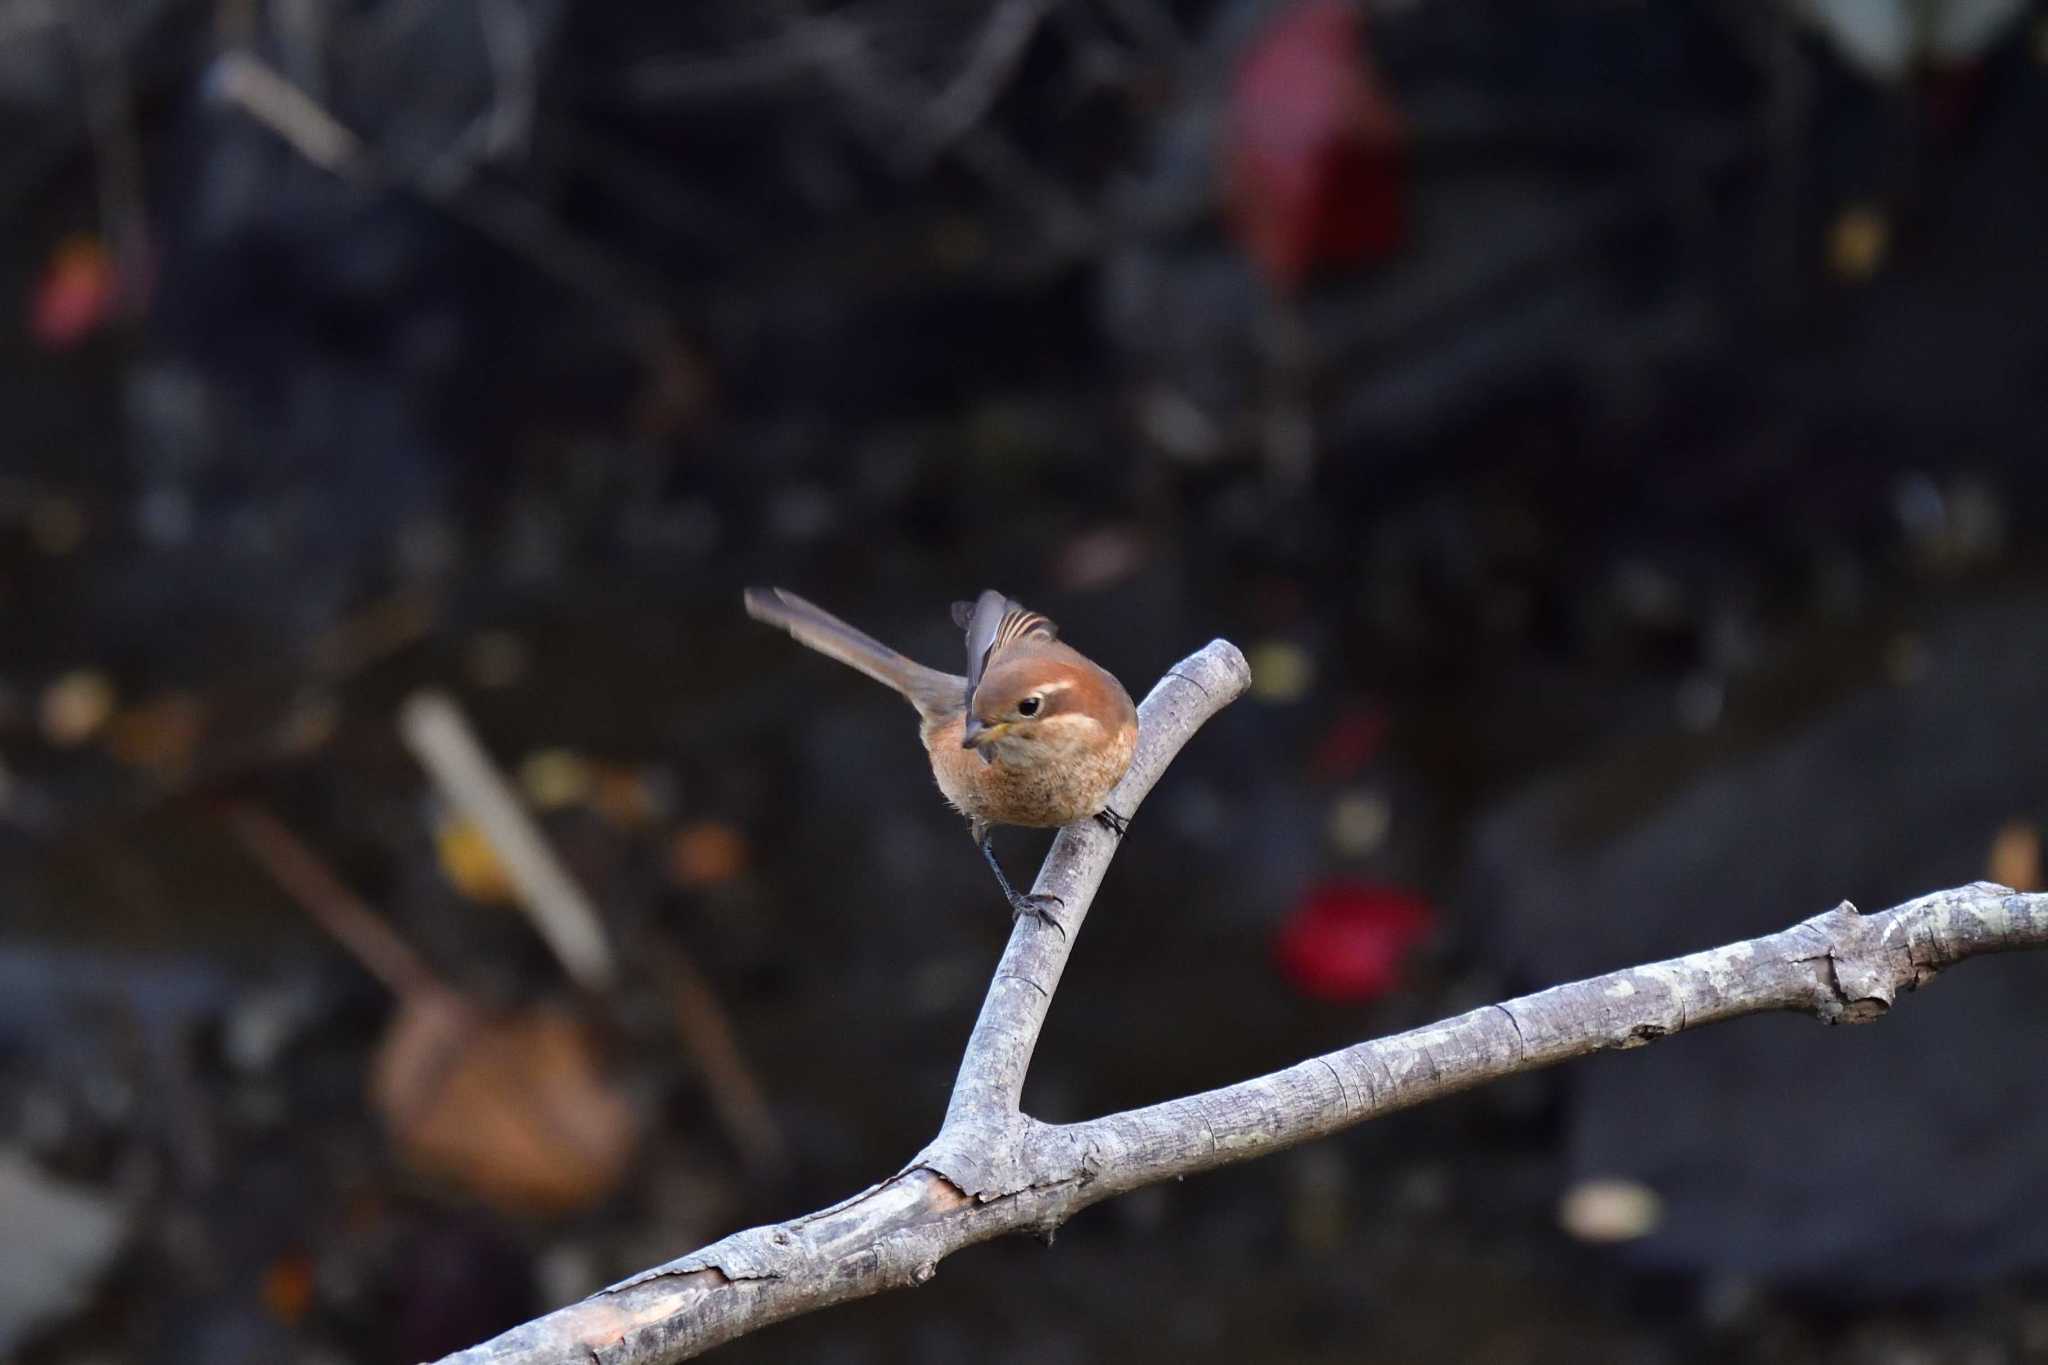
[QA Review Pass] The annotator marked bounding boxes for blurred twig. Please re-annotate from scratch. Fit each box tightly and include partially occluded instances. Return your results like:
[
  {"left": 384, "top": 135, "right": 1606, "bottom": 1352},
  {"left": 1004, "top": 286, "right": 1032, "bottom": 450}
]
[
  {"left": 210, "top": 51, "right": 367, "bottom": 178},
  {"left": 0, "top": 0, "right": 56, "bottom": 46},
  {"left": 475, "top": 0, "right": 537, "bottom": 162},
  {"left": 399, "top": 690, "right": 618, "bottom": 992},
  {"left": 906, "top": 0, "right": 1058, "bottom": 170},
  {"left": 804, "top": 8, "right": 1094, "bottom": 252},
  {"left": 645, "top": 938, "right": 789, "bottom": 1182},
  {"left": 1093, "top": 0, "right": 1187, "bottom": 59},
  {"left": 630, "top": 5, "right": 1097, "bottom": 254},
  {"left": 212, "top": 48, "right": 685, "bottom": 358},
  {"left": 224, "top": 803, "right": 444, "bottom": 1001},
  {"left": 626, "top": 23, "right": 862, "bottom": 102}
]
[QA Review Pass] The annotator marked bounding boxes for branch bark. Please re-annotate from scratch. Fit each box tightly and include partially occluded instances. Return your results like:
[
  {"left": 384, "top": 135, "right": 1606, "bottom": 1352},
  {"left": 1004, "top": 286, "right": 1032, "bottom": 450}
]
[{"left": 432, "top": 637, "right": 2048, "bottom": 1365}]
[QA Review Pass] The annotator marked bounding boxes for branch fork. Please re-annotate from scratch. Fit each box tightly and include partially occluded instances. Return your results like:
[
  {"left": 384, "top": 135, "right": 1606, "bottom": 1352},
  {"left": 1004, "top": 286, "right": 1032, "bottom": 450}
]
[{"left": 434, "top": 637, "right": 2048, "bottom": 1365}]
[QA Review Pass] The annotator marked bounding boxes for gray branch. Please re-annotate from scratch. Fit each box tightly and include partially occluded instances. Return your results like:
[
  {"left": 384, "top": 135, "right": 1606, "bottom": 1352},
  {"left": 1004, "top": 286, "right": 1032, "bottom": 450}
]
[{"left": 431, "top": 638, "right": 2048, "bottom": 1365}]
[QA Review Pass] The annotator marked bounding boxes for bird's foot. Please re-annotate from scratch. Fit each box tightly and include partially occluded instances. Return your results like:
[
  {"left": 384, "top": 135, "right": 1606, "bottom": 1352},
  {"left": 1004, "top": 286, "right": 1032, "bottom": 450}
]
[
  {"left": 1010, "top": 891, "right": 1067, "bottom": 930},
  {"left": 1093, "top": 807, "right": 1130, "bottom": 838}
]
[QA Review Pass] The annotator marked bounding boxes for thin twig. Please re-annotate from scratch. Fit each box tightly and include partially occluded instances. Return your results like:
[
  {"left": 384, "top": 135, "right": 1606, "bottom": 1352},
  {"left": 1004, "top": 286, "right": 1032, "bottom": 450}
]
[
  {"left": 626, "top": 23, "right": 861, "bottom": 102},
  {"left": 210, "top": 50, "right": 369, "bottom": 179},
  {"left": 647, "top": 939, "right": 790, "bottom": 1182},
  {"left": 223, "top": 803, "right": 444, "bottom": 1001},
  {"left": 0, "top": 0, "right": 56, "bottom": 49},
  {"left": 769, "top": 5, "right": 1096, "bottom": 252},
  {"left": 1093, "top": 0, "right": 1188, "bottom": 59},
  {"left": 475, "top": 0, "right": 537, "bottom": 162},
  {"left": 905, "top": 0, "right": 1058, "bottom": 171},
  {"left": 398, "top": 691, "right": 617, "bottom": 992},
  {"left": 308, "top": 587, "right": 439, "bottom": 676},
  {"left": 212, "top": 49, "right": 681, "bottom": 357}
]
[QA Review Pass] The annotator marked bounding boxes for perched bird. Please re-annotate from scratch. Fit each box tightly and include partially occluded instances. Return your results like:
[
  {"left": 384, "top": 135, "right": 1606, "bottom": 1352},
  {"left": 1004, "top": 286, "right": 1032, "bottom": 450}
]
[{"left": 743, "top": 587, "right": 1138, "bottom": 921}]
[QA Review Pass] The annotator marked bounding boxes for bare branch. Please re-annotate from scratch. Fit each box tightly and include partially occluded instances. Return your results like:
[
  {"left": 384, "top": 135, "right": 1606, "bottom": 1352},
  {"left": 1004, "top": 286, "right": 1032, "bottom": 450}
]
[
  {"left": 429, "top": 632, "right": 2048, "bottom": 1363},
  {"left": 1031, "top": 883, "right": 2048, "bottom": 1201}
]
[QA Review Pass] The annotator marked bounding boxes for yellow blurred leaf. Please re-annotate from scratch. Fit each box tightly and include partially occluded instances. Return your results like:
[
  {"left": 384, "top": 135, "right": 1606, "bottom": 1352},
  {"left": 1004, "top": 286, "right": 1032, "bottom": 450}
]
[
  {"left": 436, "top": 815, "right": 516, "bottom": 905},
  {"left": 518, "top": 749, "right": 593, "bottom": 811},
  {"left": 40, "top": 671, "right": 116, "bottom": 747},
  {"left": 1827, "top": 205, "right": 1888, "bottom": 282},
  {"left": 1246, "top": 641, "right": 1315, "bottom": 704}
]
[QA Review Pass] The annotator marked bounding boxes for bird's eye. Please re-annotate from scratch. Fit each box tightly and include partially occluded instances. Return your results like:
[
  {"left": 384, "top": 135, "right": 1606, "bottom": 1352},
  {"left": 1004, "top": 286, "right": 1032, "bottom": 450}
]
[{"left": 1017, "top": 696, "right": 1041, "bottom": 717}]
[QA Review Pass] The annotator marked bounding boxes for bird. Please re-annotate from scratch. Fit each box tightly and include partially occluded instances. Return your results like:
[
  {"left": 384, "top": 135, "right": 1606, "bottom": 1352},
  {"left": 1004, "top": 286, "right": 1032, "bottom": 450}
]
[{"left": 743, "top": 586, "right": 1138, "bottom": 922}]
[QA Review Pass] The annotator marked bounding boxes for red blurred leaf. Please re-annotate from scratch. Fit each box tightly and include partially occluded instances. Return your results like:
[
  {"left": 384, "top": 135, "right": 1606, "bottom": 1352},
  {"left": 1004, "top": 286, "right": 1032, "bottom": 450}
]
[
  {"left": 1309, "top": 703, "right": 1388, "bottom": 781},
  {"left": 1274, "top": 879, "right": 1432, "bottom": 1002},
  {"left": 31, "top": 236, "right": 120, "bottom": 348},
  {"left": 1224, "top": 0, "right": 1407, "bottom": 292}
]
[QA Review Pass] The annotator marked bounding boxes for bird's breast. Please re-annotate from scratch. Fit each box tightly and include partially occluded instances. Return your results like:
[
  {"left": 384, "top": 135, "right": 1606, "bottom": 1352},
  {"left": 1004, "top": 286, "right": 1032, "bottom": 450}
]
[{"left": 922, "top": 712, "right": 1137, "bottom": 829}]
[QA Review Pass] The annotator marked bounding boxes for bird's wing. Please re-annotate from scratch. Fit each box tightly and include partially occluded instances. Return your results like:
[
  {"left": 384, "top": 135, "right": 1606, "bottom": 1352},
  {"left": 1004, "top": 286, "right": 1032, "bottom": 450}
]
[{"left": 959, "top": 589, "right": 1058, "bottom": 700}]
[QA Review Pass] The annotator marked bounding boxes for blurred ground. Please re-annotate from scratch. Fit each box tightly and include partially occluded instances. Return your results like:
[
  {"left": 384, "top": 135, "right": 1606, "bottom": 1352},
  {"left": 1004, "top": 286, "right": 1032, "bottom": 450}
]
[{"left": 3, "top": 1, "right": 2048, "bottom": 1362}]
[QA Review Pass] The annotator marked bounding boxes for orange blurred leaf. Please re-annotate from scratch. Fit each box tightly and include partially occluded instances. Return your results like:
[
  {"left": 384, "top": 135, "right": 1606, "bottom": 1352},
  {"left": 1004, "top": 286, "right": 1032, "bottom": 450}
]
[
  {"left": 590, "top": 764, "right": 667, "bottom": 829},
  {"left": 107, "top": 693, "right": 205, "bottom": 776},
  {"left": 667, "top": 820, "right": 749, "bottom": 889},
  {"left": 1988, "top": 819, "right": 2041, "bottom": 892},
  {"left": 371, "top": 996, "right": 639, "bottom": 1216},
  {"left": 261, "top": 1251, "right": 316, "bottom": 1325}
]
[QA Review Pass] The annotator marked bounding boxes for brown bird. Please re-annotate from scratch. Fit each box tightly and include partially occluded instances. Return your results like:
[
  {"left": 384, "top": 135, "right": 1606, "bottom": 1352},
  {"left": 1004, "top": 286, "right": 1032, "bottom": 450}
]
[{"left": 744, "top": 587, "right": 1138, "bottom": 921}]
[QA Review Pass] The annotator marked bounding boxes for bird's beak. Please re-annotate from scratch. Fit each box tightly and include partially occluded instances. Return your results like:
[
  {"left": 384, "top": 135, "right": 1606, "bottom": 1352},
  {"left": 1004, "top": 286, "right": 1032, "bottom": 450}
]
[{"left": 962, "top": 717, "right": 1013, "bottom": 765}]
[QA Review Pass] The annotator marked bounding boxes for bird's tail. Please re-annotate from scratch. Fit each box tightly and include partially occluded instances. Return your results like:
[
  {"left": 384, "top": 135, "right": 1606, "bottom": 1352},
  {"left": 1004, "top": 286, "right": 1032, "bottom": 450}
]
[{"left": 744, "top": 587, "right": 962, "bottom": 717}]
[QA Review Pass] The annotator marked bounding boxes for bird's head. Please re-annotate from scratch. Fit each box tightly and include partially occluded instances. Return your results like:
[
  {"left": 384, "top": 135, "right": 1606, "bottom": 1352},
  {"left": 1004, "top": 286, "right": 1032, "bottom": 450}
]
[{"left": 961, "top": 657, "right": 1114, "bottom": 762}]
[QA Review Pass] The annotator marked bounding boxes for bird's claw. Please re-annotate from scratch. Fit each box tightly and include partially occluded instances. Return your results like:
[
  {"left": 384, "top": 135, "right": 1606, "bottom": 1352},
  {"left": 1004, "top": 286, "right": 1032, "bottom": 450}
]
[
  {"left": 1093, "top": 807, "right": 1129, "bottom": 838},
  {"left": 1010, "top": 891, "right": 1067, "bottom": 929}
]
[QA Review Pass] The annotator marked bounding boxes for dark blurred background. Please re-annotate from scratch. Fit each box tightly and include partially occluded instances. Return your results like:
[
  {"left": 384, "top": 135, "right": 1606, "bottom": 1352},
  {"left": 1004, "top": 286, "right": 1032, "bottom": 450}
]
[{"left": 4, "top": 0, "right": 2048, "bottom": 1361}]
